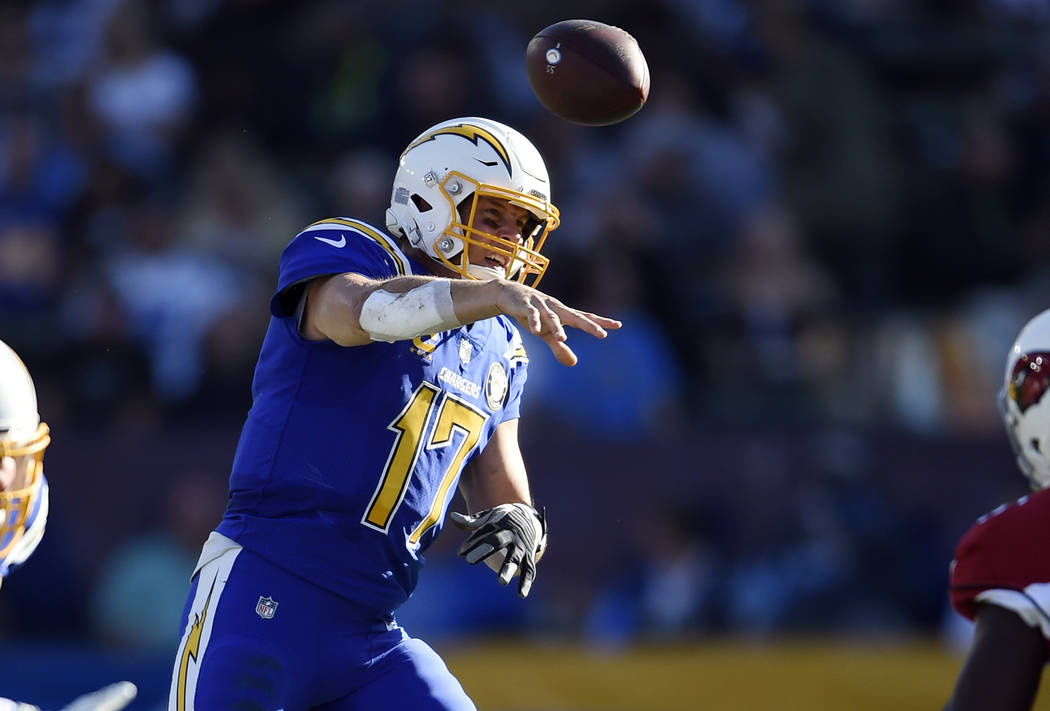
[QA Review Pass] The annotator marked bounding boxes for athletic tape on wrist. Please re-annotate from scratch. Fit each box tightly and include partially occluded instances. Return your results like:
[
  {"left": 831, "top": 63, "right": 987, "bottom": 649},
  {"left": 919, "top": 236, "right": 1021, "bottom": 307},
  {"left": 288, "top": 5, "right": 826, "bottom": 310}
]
[{"left": 359, "top": 280, "right": 461, "bottom": 342}]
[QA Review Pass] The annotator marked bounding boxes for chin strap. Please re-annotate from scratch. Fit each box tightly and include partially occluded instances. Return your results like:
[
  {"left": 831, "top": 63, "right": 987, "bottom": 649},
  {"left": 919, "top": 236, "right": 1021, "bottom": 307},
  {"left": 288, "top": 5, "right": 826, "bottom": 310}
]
[{"left": 466, "top": 263, "right": 507, "bottom": 281}]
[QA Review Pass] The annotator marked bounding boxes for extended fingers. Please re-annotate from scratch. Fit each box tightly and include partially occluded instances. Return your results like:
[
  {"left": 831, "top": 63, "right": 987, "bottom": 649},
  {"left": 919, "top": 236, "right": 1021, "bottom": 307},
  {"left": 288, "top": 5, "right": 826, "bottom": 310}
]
[
  {"left": 520, "top": 295, "right": 565, "bottom": 340},
  {"left": 560, "top": 310, "right": 610, "bottom": 338},
  {"left": 463, "top": 541, "right": 496, "bottom": 563},
  {"left": 545, "top": 338, "right": 578, "bottom": 366},
  {"left": 509, "top": 289, "right": 620, "bottom": 363},
  {"left": 578, "top": 310, "right": 623, "bottom": 330},
  {"left": 522, "top": 299, "right": 562, "bottom": 340},
  {"left": 518, "top": 557, "right": 537, "bottom": 598},
  {"left": 550, "top": 303, "right": 621, "bottom": 338},
  {"left": 498, "top": 551, "right": 521, "bottom": 585}
]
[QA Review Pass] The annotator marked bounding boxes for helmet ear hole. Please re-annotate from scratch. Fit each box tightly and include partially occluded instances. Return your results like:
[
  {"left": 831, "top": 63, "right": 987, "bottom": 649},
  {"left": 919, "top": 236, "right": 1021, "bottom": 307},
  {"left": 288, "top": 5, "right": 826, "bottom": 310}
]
[{"left": 411, "top": 194, "right": 433, "bottom": 212}]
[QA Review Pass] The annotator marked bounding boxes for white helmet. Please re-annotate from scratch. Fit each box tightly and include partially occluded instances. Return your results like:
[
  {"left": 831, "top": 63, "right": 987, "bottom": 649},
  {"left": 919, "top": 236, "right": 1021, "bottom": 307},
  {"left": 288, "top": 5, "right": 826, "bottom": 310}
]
[
  {"left": 0, "top": 340, "right": 49, "bottom": 564},
  {"left": 385, "top": 117, "right": 561, "bottom": 285},
  {"left": 999, "top": 309, "right": 1050, "bottom": 490}
]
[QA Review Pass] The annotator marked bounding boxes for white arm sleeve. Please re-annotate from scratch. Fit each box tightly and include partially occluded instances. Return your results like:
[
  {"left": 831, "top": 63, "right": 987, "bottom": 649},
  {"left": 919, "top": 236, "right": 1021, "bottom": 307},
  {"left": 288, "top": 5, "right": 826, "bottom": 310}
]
[
  {"left": 358, "top": 280, "right": 461, "bottom": 342},
  {"left": 976, "top": 583, "right": 1050, "bottom": 639}
]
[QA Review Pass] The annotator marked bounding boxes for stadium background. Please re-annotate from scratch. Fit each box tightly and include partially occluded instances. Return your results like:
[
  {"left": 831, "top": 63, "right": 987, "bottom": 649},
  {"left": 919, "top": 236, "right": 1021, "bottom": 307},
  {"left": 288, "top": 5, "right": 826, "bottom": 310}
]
[{"left": 1, "top": 0, "right": 1050, "bottom": 708}]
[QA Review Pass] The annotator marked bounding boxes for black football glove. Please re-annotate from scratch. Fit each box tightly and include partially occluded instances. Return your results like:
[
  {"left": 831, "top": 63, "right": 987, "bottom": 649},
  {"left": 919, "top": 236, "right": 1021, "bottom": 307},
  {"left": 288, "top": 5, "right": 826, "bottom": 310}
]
[{"left": 449, "top": 503, "right": 547, "bottom": 598}]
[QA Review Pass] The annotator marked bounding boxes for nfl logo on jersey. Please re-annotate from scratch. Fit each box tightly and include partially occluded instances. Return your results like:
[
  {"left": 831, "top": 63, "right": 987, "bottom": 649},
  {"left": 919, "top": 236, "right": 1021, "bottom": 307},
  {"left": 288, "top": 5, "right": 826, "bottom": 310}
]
[
  {"left": 256, "top": 595, "right": 278, "bottom": 619},
  {"left": 459, "top": 337, "right": 473, "bottom": 365}
]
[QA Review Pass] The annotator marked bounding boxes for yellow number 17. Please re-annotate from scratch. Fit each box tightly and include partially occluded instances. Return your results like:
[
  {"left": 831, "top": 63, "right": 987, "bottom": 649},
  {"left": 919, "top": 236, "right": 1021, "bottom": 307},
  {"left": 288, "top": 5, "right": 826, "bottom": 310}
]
[{"left": 362, "top": 382, "right": 488, "bottom": 546}]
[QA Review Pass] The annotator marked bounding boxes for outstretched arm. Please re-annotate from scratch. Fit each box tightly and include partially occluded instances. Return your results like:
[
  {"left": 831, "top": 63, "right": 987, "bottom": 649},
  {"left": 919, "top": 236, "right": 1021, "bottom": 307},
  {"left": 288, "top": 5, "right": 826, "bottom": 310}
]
[
  {"left": 302, "top": 273, "right": 620, "bottom": 366},
  {"left": 944, "top": 603, "right": 1046, "bottom": 711}
]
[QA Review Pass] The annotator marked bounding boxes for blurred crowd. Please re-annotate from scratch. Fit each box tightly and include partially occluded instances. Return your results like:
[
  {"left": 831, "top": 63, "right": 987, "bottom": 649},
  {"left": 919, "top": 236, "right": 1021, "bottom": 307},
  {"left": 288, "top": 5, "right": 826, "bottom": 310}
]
[{"left": 1, "top": 0, "right": 1049, "bottom": 657}]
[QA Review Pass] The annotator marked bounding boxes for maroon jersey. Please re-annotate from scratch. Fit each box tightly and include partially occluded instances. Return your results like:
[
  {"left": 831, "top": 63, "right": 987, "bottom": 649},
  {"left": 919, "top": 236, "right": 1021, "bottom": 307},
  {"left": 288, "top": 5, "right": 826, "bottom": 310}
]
[{"left": 950, "top": 488, "right": 1050, "bottom": 655}]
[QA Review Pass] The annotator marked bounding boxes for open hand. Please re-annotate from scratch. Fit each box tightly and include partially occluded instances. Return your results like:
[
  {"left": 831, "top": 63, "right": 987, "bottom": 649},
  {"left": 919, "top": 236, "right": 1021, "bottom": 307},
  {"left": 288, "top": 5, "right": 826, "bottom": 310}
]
[{"left": 494, "top": 282, "right": 621, "bottom": 366}]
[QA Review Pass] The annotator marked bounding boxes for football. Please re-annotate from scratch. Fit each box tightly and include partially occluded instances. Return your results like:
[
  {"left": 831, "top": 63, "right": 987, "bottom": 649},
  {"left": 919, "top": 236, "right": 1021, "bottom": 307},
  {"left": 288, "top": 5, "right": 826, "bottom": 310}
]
[{"left": 526, "top": 19, "right": 650, "bottom": 126}]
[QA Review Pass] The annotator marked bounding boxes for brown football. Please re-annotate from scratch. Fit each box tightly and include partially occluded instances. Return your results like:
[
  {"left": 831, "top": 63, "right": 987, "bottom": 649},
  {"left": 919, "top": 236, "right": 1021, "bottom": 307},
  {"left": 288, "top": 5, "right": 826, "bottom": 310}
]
[{"left": 526, "top": 19, "right": 650, "bottom": 126}]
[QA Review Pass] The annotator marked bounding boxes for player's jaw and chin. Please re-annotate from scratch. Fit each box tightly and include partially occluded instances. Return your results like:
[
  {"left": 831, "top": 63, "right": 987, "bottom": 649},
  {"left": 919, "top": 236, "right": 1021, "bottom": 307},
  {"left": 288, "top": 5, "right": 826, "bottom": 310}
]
[{"left": 465, "top": 234, "right": 516, "bottom": 281}]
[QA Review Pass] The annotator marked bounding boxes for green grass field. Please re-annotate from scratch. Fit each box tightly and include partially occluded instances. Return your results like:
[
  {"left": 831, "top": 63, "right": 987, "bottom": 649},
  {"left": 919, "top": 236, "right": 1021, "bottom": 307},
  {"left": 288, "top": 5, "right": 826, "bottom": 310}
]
[{"left": 441, "top": 638, "right": 1050, "bottom": 711}]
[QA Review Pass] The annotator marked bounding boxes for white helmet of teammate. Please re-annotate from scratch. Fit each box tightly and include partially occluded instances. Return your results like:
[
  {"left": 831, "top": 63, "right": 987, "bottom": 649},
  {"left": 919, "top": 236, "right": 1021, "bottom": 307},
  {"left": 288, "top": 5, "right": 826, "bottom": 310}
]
[
  {"left": 999, "top": 309, "right": 1050, "bottom": 490},
  {"left": 0, "top": 340, "right": 49, "bottom": 569},
  {"left": 386, "top": 117, "right": 561, "bottom": 285}
]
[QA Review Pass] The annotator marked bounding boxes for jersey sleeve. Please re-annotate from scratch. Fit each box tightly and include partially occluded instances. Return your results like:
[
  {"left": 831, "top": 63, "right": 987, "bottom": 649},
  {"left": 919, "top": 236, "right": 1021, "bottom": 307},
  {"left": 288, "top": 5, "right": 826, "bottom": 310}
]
[
  {"left": 500, "top": 323, "right": 529, "bottom": 421},
  {"left": 950, "top": 491, "right": 1050, "bottom": 654},
  {"left": 269, "top": 219, "right": 412, "bottom": 318}
]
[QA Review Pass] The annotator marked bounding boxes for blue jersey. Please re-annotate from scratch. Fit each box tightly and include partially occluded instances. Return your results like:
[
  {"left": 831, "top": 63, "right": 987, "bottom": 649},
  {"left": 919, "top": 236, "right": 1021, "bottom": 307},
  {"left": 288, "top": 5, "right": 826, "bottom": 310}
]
[{"left": 216, "top": 218, "right": 529, "bottom": 618}]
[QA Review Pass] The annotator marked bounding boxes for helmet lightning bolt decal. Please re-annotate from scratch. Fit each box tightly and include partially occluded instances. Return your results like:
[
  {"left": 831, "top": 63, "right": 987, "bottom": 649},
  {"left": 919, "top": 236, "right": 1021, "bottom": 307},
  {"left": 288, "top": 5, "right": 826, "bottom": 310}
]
[
  {"left": 403, "top": 123, "right": 512, "bottom": 177},
  {"left": 177, "top": 575, "right": 217, "bottom": 711}
]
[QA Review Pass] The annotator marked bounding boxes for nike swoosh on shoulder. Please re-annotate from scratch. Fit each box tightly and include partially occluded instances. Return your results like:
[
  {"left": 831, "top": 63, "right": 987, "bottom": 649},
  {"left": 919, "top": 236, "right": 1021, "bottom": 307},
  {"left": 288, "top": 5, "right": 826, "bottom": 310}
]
[{"left": 314, "top": 234, "right": 347, "bottom": 248}]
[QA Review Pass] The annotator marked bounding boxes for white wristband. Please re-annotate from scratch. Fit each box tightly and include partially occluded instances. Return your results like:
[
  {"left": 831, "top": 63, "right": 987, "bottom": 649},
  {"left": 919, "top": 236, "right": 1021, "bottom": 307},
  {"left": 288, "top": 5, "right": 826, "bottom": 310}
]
[{"left": 359, "top": 280, "right": 461, "bottom": 342}]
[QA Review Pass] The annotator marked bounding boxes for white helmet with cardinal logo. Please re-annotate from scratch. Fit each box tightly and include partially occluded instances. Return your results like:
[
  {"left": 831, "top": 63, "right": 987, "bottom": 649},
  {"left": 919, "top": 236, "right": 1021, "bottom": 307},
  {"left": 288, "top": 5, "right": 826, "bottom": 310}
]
[{"left": 999, "top": 309, "right": 1050, "bottom": 490}]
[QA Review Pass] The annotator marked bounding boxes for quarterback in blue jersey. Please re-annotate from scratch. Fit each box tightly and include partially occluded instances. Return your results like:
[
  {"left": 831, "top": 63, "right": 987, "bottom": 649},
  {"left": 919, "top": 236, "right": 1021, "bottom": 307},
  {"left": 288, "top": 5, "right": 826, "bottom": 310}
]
[
  {"left": 169, "top": 117, "right": 621, "bottom": 711},
  {"left": 0, "top": 340, "right": 137, "bottom": 711}
]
